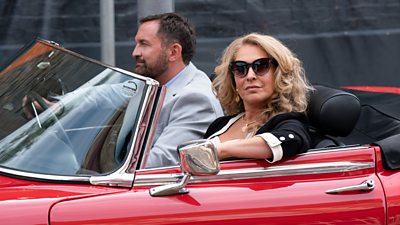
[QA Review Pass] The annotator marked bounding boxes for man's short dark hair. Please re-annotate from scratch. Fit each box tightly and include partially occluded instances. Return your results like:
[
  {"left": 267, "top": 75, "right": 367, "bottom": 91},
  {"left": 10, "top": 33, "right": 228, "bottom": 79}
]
[{"left": 140, "top": 13, "right": 196, "bottom": 65}]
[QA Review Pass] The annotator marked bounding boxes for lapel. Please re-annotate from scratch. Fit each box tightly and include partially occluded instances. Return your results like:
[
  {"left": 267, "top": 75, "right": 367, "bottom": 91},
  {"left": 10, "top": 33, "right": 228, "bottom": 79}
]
[{"left": 163, "top": 62, "right": 197, "bottom": 104}]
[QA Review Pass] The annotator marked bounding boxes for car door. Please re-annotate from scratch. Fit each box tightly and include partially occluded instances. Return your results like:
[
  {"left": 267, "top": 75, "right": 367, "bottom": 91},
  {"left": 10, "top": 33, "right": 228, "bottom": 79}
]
[{"left": 50, "top": 145, "right": 385, "bottom": 225}]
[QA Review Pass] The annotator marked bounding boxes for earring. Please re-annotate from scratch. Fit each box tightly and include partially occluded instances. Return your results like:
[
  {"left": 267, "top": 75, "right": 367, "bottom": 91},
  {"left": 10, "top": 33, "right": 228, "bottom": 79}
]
[{"left": 235, "top": 89, "right": 240, "bottom": 103}]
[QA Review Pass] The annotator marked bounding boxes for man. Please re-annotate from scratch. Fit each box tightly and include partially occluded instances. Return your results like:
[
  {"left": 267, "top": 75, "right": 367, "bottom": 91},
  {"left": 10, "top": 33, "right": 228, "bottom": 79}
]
[{"left": 132, "top": 13, "right": 223, "bottom": 168}]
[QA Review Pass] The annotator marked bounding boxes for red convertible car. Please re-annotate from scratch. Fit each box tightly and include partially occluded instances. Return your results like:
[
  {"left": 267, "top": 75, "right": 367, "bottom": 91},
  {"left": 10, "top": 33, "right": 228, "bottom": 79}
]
[{"left": 0, "top": 39, "right": 399, "bottom": 225}]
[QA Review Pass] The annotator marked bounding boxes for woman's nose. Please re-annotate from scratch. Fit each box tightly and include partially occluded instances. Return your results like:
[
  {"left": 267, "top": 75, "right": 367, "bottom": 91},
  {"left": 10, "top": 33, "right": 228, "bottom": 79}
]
[{"left": 246, "top": 67, "right": 257, "bottom": 80}]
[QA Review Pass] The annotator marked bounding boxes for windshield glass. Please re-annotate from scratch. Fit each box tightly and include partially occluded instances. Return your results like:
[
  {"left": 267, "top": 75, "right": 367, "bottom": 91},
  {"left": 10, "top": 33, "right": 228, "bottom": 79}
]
[{"left": 0, "top": 40, "right": 148, "bottom": 176}]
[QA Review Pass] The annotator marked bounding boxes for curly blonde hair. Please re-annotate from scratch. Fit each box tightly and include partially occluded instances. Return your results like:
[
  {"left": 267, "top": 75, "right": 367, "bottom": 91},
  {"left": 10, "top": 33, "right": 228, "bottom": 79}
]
[{"left": 213, "top": 33, "right": 313, "bottom": 126}]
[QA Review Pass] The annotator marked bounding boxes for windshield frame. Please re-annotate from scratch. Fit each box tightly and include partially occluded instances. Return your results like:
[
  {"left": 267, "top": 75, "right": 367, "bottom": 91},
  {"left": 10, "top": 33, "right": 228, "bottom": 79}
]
[{"left": 0, "top": 39, "right": 162, "bottom": 187}]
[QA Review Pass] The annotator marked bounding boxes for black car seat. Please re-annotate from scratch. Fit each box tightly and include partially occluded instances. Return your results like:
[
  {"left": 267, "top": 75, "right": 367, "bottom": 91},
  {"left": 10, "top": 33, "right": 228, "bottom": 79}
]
[{"left": 307, "top": 85, "right": 361, "bottom": 149}]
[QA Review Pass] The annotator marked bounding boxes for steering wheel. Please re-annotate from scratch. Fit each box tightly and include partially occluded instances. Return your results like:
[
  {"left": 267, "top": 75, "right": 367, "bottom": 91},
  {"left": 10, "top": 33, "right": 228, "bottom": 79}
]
[
  {"left": 24, "top": 91, "right": 65, "bottom": 130},
  {"left": 27, "top": 91, "right": 50, "bottom": 112},
  {"left": 25, "top": 91, "right": 73, "bottom": 151}
]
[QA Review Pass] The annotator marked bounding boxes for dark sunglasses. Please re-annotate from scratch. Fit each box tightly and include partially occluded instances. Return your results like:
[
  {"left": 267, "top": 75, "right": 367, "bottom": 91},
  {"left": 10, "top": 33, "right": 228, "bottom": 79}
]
[{"left": 229, "top": 58, "right": 278, "bottom": 78}]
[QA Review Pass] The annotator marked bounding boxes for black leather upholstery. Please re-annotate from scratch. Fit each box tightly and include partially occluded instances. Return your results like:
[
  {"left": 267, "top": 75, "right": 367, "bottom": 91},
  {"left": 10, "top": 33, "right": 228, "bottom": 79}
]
[{"left": 307, "top": 85, "right": 361, "bottom": 148}]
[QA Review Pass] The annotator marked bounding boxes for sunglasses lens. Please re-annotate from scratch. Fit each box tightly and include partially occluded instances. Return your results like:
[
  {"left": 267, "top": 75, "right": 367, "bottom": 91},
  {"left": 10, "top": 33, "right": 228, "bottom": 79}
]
[
  {"left": 230, "top": 58, "right": 276, "bottom": 77},
  {"left": 253, "top": 59, "right": 270, "bottom": 75},
  {"left": 231, "top": 62, "right": 248, "bottom": 77}
]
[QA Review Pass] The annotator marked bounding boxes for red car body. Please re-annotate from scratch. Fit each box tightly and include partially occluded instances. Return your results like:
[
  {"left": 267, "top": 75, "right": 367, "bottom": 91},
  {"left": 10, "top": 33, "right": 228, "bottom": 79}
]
[
  {"left": 1, "top": 145, "right": 399, "bottom": 224},
  {"left": 0, "top": 40, "right": 399, "bottom": 225}
]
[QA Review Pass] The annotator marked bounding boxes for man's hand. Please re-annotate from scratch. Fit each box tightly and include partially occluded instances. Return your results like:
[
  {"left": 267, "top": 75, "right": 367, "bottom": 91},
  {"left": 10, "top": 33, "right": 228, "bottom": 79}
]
[{"left": 22, "top": 94, "right": 55, "bottom": 119}]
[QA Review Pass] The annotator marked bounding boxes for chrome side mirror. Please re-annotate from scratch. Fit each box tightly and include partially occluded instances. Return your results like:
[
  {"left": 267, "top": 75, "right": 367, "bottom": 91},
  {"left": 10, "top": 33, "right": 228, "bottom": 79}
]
[
  {"left": 179, "top": 139, "right": 220, "bottom": 176},
  {"left": 149, "top": 140, "right": 219, "bottom": 197}
]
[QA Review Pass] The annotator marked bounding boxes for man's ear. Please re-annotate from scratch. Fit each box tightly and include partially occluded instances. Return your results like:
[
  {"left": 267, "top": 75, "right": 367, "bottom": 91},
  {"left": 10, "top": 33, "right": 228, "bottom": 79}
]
[{"left": 168, "top": 43, "right": 183, "bottom": 62}]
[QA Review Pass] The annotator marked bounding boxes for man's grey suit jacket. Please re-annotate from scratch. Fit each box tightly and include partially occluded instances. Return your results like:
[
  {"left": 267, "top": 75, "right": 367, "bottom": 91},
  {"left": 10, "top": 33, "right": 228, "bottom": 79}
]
[{"left": 145, "top": 62, "right": 223, "bottom": 168}]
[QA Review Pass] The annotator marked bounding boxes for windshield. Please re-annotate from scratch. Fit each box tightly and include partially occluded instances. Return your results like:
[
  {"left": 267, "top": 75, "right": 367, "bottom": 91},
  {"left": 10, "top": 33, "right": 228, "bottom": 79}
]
[{"left": 0, "top": 40, "right": 150, "bottom": 176}]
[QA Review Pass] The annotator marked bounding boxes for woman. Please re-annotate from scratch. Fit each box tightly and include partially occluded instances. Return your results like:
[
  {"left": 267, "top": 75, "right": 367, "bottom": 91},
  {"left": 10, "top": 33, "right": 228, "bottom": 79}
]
[{"left": 204, "top": 33, "right": 313, "bottom": 163}]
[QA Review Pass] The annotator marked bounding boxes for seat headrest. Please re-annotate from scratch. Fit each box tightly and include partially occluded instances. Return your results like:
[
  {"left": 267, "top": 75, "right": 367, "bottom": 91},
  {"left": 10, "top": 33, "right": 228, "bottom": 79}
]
[{"left": 307, "top": 85, "right": 361, "bottom": 137}]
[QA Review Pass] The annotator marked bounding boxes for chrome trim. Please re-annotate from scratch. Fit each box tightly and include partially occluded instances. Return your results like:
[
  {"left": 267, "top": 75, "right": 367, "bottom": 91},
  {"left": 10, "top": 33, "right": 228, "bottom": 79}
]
[
  {"left": 43, "top": 39, "right": 60, "bottom": 46},
  {"left": 149, "top": 173, "right": 191, "bottom": 197},
  {"left": 178, "top": 139, "right": 220, "bottom": 175},
  {"left": 326, "top": 179, "right": 375, "bottom": 194},
  {"left": 0, "top": 167, "right": 90, "bottom": 182},
  {"left": 137, "top": 145, "right": 370, "bottom": 172},
  {"left": 134, "top": 161, "right": 375, "bottom": 187},
  {"left": 91, "top": 84, "right": 160, "bottom": 187},
  {"left": 90, "top": 173, "right": 135, "bottom": 187},
  {"left": 139, "top": 86, "right": 166, "bottom": 169},
  {"left": 305, "top": 145, "right": 368, "bottom": 154},
  {"left": 111, "top": 66, "right": 159, "bottom": 86}
]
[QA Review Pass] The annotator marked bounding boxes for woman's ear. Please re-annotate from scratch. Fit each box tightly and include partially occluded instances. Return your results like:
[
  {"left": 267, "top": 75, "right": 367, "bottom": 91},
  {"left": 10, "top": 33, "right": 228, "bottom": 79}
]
[{"left": 168, "top": 43, "right": 182, "bottom": 62}]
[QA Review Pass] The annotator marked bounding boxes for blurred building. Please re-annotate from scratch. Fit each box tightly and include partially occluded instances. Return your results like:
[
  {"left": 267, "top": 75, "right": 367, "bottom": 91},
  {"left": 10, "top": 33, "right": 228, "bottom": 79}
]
[{"left": 0, "top": 0, "right": 399, "bottom": 87}]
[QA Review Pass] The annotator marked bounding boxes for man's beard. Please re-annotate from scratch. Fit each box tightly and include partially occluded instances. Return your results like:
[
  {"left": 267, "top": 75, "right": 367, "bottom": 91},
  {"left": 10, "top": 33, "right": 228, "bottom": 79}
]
[{"left": 134, "top": 53, "right": 169, "bottom": 79}]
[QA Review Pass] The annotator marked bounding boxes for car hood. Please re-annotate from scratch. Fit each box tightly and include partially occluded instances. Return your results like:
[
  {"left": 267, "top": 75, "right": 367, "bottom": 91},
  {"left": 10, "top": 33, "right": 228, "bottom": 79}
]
[{"left": 0, "top": 175, "right": 127, "bottom": 224}]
